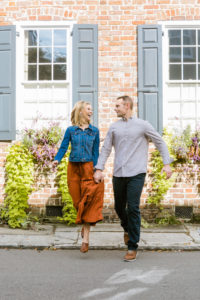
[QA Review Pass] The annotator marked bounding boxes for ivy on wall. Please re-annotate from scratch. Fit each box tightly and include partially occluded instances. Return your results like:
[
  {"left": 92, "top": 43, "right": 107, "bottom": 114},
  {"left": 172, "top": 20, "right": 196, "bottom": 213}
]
[
  {"left": 1, "top": 144, "right": 34, "bottom": 228},
  {"left": 147, "top": 126, "right": 200, "bottom": 207},
  {"left": 147, "top": 150, "right": 175, "bottom": 206},
  {"left": 56, "top": 152, "right": 77, "bottom": 225}
]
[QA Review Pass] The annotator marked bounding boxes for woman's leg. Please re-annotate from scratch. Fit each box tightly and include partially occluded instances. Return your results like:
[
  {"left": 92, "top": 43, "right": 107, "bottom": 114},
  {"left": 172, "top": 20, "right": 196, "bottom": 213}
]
[
  {"left": 83, "top": 223, "right": 90, "bottom": 244},
  {"left": 80, "top": 223, "right": 90, "bottom": 253}
]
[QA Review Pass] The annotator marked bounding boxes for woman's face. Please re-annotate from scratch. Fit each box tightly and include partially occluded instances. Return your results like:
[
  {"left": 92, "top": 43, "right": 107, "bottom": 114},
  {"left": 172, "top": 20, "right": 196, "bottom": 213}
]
[{"left": 81, "top": 104, "right": 93, "bottom": 123}]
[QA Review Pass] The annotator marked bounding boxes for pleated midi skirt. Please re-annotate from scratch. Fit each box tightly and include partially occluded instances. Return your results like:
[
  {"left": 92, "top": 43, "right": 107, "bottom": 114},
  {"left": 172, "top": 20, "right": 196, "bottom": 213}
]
[{"left": 67, "top": 161, "right": 104, "bottom": 224}]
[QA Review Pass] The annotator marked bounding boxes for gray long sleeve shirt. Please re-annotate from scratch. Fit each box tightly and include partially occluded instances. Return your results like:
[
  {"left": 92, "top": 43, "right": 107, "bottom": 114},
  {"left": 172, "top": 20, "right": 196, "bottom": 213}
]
[{"left": 95, "top": 116, "right": 172, "bottom": 177}]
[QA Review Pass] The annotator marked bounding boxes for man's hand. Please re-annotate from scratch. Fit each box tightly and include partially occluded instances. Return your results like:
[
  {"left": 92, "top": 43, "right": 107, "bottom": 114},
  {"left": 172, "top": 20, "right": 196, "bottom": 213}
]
[
  {"left": 94, "top": 169, "right": 104, "bottom": 183},
  {"left": 161, "top": 164, "right": 172, "bottom": 179}
]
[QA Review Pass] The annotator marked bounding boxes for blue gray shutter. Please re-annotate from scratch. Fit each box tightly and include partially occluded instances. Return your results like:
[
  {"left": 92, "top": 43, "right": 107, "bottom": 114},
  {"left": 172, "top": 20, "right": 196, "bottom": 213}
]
[
  {"left": 72, "top": 24, "right": 98, "bottom": 126},
  {"left": 138, "top": 25, "right": 163, "bottom": 134},
  {"left": 0, "top": 25, "right": 16, "bottom": 140}
]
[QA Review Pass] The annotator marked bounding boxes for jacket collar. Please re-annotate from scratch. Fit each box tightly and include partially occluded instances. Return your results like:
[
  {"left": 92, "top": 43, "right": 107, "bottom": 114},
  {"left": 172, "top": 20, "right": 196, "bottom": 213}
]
[{"left": 74, "top": 124, "right": 93, "bottom": 131}]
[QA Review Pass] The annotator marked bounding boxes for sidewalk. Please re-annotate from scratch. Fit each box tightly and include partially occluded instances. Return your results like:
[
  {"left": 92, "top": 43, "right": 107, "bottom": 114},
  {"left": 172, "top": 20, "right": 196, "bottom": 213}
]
[{"left": 0, "top": 223, "right": 200, "bottom": 250}]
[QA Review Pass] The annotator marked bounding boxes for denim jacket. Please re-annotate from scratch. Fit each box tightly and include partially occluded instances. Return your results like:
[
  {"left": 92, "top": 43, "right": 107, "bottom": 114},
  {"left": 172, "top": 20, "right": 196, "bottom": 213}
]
[{"left": 54, "top": 124, "right": 100, "bottom": 166}]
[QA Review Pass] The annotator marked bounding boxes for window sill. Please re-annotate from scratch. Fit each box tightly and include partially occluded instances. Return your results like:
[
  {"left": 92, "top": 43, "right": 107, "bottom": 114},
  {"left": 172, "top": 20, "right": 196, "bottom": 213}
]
[
  {"left": 166, "top": 80, "right": 200, "bottom": 83},
  {"left": 21, "top": 81, "right": 69, "bottom": 85}
]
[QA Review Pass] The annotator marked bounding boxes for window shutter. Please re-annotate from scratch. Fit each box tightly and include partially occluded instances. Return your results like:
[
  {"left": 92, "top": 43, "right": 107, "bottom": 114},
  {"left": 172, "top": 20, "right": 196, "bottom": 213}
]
[
  {"left": 138, "top": 25, "right": 163, "bottom": 134},
  {"left": 0, "top": 25, "right": 16, "bottom": 140},
  {"left": 72, "top": 24, "right": 98, "bottom": 126}
]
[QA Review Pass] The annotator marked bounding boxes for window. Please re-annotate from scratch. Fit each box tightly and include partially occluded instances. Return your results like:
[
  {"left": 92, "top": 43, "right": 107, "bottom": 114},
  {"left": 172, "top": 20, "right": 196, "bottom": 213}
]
[
  {"left": 24, "top": 29, "right": 68, "bottom": 81},
  {"left": 169, "top": 29, "right": 200, "bottom": 81},
  {"left": 165, "top": 26, "right": 200, "bottom": 130}
]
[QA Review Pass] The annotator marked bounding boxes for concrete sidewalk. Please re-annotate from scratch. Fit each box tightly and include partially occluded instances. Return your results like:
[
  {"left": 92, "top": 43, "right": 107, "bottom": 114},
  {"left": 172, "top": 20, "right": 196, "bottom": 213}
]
[{"left": 0, "top": 223, "right": 200, "bottom": 250}]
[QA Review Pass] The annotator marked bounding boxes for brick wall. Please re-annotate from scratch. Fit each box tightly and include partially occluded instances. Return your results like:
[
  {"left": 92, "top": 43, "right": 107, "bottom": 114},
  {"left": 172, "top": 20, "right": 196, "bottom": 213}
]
[{"left": 1, "top": 0, "right": 200, "bottom": 217}]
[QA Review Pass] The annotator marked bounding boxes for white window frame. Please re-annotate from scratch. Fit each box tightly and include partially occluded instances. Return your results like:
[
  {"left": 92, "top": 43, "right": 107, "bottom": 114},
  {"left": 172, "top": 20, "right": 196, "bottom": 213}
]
[
  {"left": 15, "top": 21, "right": 75, "bottom": 133},
  {"left": 160, "top": 21, "right": 200, "bottom": 128},
  {"left": 24, "top": 28, "right": 69, "bottom": 82}
]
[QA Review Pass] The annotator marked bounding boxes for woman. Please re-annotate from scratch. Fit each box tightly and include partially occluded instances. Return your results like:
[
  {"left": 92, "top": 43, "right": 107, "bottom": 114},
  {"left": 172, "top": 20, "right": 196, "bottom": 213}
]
[{"left": 54, "top": 101, "right": 104, "bottom": 253}]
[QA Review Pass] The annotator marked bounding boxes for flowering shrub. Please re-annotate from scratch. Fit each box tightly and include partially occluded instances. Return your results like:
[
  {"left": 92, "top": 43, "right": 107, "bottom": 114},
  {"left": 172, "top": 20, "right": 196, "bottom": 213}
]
[
  {"left": 1, "top": 123, "right": 71, "bottom": 228},
  {"left": 170, "top": 125, "right": 192, "bottom": 162},
  {"left": 22, "top": 122, "right": 63, "bottom": 172},
  {"left": 169, "top": 125, "right": 200, "bottom": 164}
]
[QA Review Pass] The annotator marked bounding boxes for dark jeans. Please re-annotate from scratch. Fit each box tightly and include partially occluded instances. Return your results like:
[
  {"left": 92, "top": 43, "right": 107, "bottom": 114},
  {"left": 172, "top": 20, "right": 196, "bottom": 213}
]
[{"left": 113, "top": 173, "right": 146, "bottom": 250}]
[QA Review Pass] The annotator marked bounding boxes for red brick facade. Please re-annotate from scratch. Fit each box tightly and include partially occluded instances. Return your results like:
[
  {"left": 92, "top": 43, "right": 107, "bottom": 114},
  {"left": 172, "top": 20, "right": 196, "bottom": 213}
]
[{"left": 1, "top": 0, "right": 200, "bottom": 218}]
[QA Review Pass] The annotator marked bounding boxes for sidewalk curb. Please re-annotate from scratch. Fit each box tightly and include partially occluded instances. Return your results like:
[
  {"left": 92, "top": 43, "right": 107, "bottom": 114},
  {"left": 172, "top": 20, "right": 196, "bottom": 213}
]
[{"left": 0, "top": 244, "right": 200, "bottom": 251}]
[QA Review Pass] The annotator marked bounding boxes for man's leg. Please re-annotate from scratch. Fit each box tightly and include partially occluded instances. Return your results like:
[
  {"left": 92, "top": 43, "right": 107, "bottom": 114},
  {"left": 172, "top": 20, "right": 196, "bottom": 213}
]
[
  {"left": 126, "top": 173, "right": 146, "bottom": 251},
  {"left": 112, "top": 176, "right": 128, "bottom": 233}
]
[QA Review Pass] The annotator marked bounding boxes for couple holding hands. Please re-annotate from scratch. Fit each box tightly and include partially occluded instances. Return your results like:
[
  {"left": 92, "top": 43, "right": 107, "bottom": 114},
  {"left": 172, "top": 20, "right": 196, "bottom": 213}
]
[{"left": 54, "top": 96, "right": 172, "bottom": 262}]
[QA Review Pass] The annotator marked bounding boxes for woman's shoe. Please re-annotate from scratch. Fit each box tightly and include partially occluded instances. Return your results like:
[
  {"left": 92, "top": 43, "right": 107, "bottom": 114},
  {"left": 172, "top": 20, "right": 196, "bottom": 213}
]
[{"left": 80, "top": 242, "right": 89, "bottom": 253}]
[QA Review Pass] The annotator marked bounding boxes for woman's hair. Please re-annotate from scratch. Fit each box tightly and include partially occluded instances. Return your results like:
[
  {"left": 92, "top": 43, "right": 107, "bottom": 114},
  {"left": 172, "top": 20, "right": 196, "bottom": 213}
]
[{"left": 71, "top": 100, "right": 91, "bottom": 126}]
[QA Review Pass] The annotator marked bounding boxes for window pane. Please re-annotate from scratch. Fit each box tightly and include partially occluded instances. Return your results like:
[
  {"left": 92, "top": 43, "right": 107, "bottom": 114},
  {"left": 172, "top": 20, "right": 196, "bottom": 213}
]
[
  {"left": 169, "top": 30, "right": 181, "bottom": 45},
  {"left": 169, "top": 47, "right": 181, "bottom": 62},
  {"left": 39, "top": 30, "right": 52, "bottom": 46},
  {"left": 198, "top": 30, "right": 200, "bottom": 45},
  {"left": 39, "top": 47, "right": 52, "bottom": 63},
  {"left": 28, "top": 65, "right": 37, "bottom": 80},
  {"left": 183, "top": 30, "right": 196, "bottom": 45},
  {"left": 54, "top": 47, "right": 66, "bottom": 63},
  {"left": 39, "top": 65, "right": 51, "bottom": 80},
  {"left": 27, "top": 30, "right": 37, "bottom": 46},
  {"left": 183, "top": 64, "right": 196, "bottom": 80},
  {"left": 53, "top": 64, "right": 66, "bottom": 80},
  {"left": 54, "top": 30, "right": 66, "bottom": 46},
  {"left": 28, "top": 48, "right": 37, "bottom": 63},
  {"left": 169, "top": 64, "right": 181, "bottom": 80},
  {"left": 183, "top": 47, "right": 196, "bottom": 62}
]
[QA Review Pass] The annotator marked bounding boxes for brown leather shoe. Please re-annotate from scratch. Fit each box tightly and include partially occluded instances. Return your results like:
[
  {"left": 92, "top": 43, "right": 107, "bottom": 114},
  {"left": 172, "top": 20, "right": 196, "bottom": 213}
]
[
  {"left": 80, "top": 242, "right": 89, "bottom": 253},
  {"left": 124, "top": 250, "right": 137, "bottom": 262},
  {"left": 124, "top": 232, "right": 129, "bottom": 245}
]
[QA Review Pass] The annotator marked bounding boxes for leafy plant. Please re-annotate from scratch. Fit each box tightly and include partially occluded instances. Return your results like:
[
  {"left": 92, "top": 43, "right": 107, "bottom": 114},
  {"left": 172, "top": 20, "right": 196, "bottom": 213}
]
[
  {"left": 56, "top": 152, "right": 77, "bottom": 225},
  {"left": 147, "top": 150, "right": 175, "bottom": 206},
  {"left": 155, "top": 214, "right": 181, "bottom": 225},
  {"left": 1, "top": 144, "right": 34, "bottom": 228}
]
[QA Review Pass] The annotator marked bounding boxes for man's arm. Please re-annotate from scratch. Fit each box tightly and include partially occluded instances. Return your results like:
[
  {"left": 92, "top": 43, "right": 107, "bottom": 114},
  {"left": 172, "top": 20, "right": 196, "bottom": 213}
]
[{"left": 144, "top": 121, "right": 173, "bottom": 179}]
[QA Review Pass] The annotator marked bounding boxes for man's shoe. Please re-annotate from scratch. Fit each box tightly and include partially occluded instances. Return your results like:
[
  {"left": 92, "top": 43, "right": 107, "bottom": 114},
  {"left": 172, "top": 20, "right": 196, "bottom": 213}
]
[
  {"left": 124, "top": 232, "right": 129, "bottom": 246},
  {"left": 124, "top": 250, "right": 137, "bottom": 262},
  {"left": 80, "top": 242, "right": 89, "bottom": 253}
]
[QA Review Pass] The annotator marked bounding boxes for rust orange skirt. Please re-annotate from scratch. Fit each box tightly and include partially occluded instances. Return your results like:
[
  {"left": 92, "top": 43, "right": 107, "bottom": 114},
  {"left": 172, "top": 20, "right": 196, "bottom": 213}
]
[{"left": 67, "top": 161, "right": 104, "bottom": 225}]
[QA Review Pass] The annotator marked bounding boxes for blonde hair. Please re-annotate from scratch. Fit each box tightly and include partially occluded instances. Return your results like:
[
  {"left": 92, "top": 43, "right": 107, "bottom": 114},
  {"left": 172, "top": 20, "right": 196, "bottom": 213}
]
[{"left": 71, "top": 101, "right": 91, "bottom": 126}]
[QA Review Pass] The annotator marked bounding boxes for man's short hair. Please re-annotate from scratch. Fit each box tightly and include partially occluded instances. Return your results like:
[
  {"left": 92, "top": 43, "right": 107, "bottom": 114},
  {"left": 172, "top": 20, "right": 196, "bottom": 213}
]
[{"left": 117, "top": 95, "right": 133, "bottom": 110}]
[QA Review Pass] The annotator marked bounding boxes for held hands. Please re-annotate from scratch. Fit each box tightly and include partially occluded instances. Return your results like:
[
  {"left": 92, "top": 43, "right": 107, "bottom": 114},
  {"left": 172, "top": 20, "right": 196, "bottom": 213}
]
[
  {"left": 161, "top": 164, "right": 172, "bottom": 179},
  {"left": 93, "top": 169, "right": 104, "bottom": 184}
]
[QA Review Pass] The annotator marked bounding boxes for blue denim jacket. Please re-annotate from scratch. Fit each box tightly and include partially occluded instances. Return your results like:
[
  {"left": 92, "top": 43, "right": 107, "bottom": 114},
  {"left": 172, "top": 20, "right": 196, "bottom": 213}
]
[{"left": 54, "top": 124, "right": 100, "bottom": 166}]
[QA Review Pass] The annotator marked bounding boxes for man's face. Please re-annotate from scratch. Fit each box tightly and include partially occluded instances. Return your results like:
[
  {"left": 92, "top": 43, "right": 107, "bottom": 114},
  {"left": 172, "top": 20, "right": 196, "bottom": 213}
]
[{"left": 114, "top": 98, "right": 127, "bottom": 117}]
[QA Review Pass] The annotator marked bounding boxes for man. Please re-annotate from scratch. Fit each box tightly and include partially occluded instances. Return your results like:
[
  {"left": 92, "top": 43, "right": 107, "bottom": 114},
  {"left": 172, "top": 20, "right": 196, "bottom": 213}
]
[{"left": 94, "top": 95, "right": 172, "bottom": 262}]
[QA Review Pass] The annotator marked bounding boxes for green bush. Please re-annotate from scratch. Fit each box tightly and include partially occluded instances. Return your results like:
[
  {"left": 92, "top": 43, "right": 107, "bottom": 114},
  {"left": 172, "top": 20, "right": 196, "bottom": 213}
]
[
  {"left": 56, "top": 153, "right": 77, "bottom": 225},
  {"left": 2, "top": 144, "right": 34, "bottom": 228}
]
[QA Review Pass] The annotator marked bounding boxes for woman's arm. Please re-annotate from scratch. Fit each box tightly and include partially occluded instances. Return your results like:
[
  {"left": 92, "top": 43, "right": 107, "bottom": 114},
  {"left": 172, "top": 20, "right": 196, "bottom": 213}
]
[
  {"left": 92, "top": 129, "right": 100, "bottom": 167},
  {"left": 54, "top": 127, "right": 71, "bottom": 163}
]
